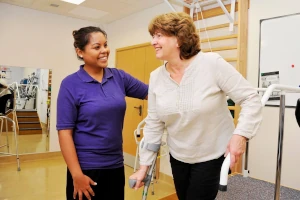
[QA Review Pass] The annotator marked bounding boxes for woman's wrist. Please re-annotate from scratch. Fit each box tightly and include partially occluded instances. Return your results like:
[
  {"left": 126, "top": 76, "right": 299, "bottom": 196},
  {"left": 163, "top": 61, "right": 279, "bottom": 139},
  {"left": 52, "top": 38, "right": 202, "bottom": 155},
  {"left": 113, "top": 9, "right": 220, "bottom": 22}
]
[
  {"left": 139, "top": 165, "right": 149, "bottom": 173},
  {"left": 139, "top": 168, "right": 147, "bottom": 173}
]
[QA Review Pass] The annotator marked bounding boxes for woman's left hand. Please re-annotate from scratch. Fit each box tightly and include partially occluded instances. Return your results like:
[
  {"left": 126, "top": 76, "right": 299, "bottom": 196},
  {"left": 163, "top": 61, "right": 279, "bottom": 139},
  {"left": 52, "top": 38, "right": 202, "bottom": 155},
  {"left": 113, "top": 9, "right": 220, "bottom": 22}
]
[
  {"left": 225, "top": 134, "right": 247, "bottom": 168},
  {"left": 129, "top": 169, "right": 148, "bottom": 190}
]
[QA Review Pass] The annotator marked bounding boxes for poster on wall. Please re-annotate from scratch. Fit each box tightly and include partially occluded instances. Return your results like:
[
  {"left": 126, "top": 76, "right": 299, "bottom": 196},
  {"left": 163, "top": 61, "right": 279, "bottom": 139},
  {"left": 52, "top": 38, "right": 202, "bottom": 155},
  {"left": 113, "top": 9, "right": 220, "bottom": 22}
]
[{"left": 260, "top": 71, "right": 280, "bottom": 100}]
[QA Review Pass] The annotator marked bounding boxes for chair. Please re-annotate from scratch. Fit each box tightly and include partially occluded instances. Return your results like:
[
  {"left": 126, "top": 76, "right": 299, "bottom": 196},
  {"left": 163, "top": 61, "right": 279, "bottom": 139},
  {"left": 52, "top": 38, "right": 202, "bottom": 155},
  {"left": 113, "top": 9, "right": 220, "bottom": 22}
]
[
  {"left": 0, "top": 84, "right": 21, "bottom": 171},
  {"left": 295, "top": 98, "right": 300, "bottom": 127}
]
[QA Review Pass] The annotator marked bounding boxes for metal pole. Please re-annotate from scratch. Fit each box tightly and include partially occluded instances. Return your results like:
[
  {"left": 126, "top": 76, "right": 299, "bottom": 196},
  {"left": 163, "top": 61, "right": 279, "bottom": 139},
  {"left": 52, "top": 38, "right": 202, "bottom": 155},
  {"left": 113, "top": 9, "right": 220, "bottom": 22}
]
[{"left": 274, "top": 94, "right": 285, "bottom": 200}]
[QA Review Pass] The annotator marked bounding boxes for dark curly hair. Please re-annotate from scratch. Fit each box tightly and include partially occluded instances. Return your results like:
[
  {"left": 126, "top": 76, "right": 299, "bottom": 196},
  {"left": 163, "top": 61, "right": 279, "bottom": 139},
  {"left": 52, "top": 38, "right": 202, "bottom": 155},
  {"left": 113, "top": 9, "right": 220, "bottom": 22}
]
[{"left": 148, "top": 12, "right": 201, "bottom": 60}]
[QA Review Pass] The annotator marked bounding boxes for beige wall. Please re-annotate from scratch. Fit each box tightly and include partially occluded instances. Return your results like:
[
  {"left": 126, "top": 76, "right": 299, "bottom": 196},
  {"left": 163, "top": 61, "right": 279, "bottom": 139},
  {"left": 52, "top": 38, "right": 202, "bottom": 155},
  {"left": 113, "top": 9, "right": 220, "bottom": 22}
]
[{"left": 0, "top": 3, "right": 103, "bottom": 152}]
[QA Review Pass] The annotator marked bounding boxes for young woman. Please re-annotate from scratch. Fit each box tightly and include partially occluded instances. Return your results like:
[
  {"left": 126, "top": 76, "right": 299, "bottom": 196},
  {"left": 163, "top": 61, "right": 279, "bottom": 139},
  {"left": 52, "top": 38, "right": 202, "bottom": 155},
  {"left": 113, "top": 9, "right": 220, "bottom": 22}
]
[{"left": 57, "top": 26, "right": 148, "bottom": 200}]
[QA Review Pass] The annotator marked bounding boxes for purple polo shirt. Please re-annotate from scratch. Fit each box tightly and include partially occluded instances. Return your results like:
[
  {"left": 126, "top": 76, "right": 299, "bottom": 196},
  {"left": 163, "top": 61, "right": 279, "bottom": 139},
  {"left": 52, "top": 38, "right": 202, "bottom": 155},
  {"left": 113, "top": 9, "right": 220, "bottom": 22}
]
[{"left": 56, "top": 65, "right": 148, "bottom": 170}]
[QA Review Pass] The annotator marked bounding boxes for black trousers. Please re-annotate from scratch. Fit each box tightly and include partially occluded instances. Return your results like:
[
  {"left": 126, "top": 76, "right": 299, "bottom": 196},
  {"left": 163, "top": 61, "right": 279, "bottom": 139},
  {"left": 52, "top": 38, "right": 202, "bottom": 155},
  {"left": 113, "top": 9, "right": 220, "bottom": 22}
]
[
  {"left": 66, "top": 166, "right": 125, "bottom": 200},
  {"left": 170, "top": 154, "right": 225, "bottom": 200}
]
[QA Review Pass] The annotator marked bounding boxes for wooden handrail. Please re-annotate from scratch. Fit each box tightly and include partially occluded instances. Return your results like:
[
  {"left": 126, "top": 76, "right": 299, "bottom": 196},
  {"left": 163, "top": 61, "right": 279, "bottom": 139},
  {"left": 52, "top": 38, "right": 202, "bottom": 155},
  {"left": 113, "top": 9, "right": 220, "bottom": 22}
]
[
  {"left": 193, "top": 2, "right": 238, "bottom": 20},
  {"left": 201, "top": 34, "right": 238, "bottom": 43},
  {"left": 202, "top": 45, "right": 237, "bottom": 52},
  {"left": 225, "top": 58, "right": 237, "bottom": 62},
  {"left": 198, "top": 21, "right": 238, "bottom": 32},
  {"left": 228, "top": 106, "right": 235, "bottom": 110}
]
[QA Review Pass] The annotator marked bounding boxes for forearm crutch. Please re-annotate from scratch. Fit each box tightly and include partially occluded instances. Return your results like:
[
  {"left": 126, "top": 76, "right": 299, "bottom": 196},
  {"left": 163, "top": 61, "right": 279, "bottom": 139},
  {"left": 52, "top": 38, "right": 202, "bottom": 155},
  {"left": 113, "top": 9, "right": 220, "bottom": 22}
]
[{"left": 129, "top": 140, "right": 160, "bottom": 200}]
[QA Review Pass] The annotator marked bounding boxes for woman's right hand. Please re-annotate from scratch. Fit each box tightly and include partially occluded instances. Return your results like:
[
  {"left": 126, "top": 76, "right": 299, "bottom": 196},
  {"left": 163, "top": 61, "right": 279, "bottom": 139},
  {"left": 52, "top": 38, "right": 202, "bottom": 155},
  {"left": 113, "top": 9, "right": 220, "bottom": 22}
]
[
  {"left": 72, "top": 173, "right": 97, "bottom": 200},
  {"left": 129, "top": 169, "right": 148, "bottom": 190}
]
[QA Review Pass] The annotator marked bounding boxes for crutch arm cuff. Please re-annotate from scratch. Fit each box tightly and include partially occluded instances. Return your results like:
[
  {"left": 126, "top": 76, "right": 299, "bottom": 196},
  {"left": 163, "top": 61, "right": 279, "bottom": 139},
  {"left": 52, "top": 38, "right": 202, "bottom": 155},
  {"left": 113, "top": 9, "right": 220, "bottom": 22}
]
[{"left": 140, "top": 140, "right": 160, "bottom": 152}]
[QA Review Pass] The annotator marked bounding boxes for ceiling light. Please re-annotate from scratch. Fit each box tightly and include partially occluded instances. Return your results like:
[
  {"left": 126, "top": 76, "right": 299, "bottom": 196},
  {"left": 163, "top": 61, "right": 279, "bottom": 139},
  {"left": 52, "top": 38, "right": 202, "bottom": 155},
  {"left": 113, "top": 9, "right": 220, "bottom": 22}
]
[{"left": 61, "top": 0, "right": 85, "bottom": 5}]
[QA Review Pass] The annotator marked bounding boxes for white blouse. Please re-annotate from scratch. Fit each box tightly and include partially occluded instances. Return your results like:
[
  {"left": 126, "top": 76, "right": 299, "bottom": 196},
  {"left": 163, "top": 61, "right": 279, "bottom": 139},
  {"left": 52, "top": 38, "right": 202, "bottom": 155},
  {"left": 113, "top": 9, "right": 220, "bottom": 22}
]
[{"left": 139, "top": 52, "right": 263, "bottom": 165}]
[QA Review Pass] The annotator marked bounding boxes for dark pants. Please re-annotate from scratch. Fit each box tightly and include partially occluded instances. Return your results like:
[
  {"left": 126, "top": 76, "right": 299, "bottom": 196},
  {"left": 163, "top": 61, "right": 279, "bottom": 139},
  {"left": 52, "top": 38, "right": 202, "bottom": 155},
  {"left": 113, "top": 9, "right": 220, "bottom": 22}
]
[
  {"left": 170, "top": 154, "right": 225, "bottom": 200},
  {"left": 66, "top": 166, "right": 125, "bottom": 200}
]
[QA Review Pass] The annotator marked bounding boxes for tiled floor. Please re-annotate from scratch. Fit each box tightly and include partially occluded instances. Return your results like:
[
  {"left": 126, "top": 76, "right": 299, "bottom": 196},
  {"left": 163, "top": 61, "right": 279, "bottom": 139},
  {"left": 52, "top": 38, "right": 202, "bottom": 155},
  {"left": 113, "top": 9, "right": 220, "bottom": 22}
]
[
  {"left": 0, "top": 130, "right": 49, "bottom": 156},
  {"left": 0, "top": 156, "right": 176, "bottom": 200}
]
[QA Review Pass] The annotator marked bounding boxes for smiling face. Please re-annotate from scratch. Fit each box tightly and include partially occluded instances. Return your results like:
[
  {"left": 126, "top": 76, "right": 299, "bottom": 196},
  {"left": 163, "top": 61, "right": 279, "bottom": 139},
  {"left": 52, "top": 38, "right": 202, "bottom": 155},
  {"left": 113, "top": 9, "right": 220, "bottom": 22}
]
[
  {"left": 76, "top": 32, "right": 110, "bottom": 69},
  {"left": 148, "top": 12, "right": 201, "bottom": 60},
  {"left": 151, "top": 30, "right": 179, "bottom": 61}
]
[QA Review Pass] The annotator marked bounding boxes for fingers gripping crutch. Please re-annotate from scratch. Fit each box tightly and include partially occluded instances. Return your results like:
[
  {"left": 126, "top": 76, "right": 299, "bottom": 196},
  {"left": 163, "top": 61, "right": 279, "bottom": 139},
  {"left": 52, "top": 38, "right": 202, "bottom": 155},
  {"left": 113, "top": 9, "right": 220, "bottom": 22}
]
[{"left": 129, "top": 140, "right": 160, "bottom": 200}]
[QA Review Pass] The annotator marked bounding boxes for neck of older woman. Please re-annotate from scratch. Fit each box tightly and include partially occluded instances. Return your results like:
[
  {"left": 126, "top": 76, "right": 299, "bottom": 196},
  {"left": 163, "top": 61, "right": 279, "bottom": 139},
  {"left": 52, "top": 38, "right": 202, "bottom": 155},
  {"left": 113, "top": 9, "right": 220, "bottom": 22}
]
[
  {"left": 168, "top": 55, "right": 194, "bottom": 72},
  {"left": 166, "top": 60, "right": 186, "bottom": 84},
  {"left": 166, "top": 55, "right": 196, "bottom": 84},
  {"left": 168, "top": 54, "right": 196, "bottom": 70},
  {"left": 84, "top": 64, "right": 104, "bottom": 83}
]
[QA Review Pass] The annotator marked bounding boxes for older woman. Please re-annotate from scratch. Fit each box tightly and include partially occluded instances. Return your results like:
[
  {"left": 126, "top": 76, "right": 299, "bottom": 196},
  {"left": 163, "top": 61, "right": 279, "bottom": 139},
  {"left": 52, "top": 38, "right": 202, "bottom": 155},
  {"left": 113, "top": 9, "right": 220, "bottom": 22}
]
[{"left": 130, "top": 12, "right": 262, "bottom": 200}]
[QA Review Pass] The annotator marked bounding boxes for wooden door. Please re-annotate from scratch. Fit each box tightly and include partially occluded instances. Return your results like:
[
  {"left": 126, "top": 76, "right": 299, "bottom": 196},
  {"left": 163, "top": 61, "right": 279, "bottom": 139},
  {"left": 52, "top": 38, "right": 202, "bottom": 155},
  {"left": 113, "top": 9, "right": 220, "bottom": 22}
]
[
  {"left": 116, "top": 43, "right": 163, "bottom": 167},
  {"left": 143, "top": 45, "right": 163, "bottom": 118},
  {"left": 116, "top": 46, "right": 146, "bottom": 157}
]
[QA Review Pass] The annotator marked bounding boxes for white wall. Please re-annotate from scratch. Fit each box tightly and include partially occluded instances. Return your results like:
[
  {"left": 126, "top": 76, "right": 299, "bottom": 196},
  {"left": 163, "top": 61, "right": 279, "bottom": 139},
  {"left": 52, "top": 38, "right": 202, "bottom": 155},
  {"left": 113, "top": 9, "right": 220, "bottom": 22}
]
[
  {"left": 247, "top": 0, "right": 300, "bottom": 190},
  {"left": 0, "top": 3, "right": 104, "bottom": 151}
]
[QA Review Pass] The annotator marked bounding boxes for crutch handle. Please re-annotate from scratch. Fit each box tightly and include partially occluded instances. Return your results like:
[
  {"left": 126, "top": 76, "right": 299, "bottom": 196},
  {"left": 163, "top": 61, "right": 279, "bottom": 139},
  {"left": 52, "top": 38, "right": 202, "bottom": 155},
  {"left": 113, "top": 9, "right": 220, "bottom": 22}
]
[
  {"left": 129, "top": 178, "right": 147, "bottom": 188},
  {"left": 129, "top": 175, "right": 151, "bottom": 189},
  {"left": 129, "top": 179, "right": 138, "bottom": 188}
]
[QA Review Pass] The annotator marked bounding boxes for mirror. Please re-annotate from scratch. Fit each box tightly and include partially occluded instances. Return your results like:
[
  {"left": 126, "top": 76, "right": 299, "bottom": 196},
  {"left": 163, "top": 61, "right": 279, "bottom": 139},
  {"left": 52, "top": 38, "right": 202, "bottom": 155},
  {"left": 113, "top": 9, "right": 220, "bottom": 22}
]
[{"left": 0, "top": 65, "right": 51, "bottom": 156}]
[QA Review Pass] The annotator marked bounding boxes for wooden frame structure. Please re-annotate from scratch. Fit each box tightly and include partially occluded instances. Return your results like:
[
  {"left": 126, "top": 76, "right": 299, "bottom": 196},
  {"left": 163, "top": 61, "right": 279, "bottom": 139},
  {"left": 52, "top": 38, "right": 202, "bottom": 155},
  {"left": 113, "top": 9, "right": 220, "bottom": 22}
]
[{"left": 184, "top": 0, "right": 249, "bottom": 174}]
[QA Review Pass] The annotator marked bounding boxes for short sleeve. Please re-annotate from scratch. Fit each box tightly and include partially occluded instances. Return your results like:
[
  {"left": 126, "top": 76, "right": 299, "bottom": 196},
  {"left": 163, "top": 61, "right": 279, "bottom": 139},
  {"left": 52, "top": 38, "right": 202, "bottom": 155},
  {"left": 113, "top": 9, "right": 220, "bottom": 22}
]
[
  {"left": 56, "top": 81, "right": 78, "bottom": 130},
  {"left": 120, "top": 70, "right": 148, "bottom": 99}
]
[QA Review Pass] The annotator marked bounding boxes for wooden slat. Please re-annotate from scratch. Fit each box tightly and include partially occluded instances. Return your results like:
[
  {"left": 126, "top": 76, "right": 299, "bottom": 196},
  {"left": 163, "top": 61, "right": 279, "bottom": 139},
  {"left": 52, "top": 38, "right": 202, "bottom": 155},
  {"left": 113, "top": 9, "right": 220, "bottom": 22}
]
[
  {"left": 225, "top": 58, "right": 237, "bottom": 62},
  {"left": 183, "top": 6, "right": 190, "bottom": 14},
  {"left": 230, "top": 0, "right": 249, "bottom": 175},
  {"left": 228, "top": 106, "right": 235, "bottom": 110},
  {"left": 202, "top": 45, "right": 237, "bottom": 52},
  {"left": 236, "top": 0, "right": 249, "bottom": 78},
  {"left": 194, "top": 2, "right": 238, "bottom": 20},
  {"left": 201, "top": 34, "right": 238, "bottom": 43},
  {"left": 198, "top": 21, "right": 238, "bottom": 32}
]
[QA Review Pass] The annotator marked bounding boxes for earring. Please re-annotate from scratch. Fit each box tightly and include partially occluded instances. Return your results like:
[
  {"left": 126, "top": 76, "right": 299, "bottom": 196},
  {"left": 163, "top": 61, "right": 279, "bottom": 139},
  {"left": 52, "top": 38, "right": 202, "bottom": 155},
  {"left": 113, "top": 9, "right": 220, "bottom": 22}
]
[{"left": 80, "top": 55, "right": 83, "bottom": 58}]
